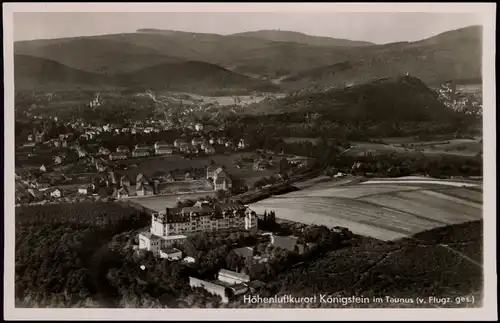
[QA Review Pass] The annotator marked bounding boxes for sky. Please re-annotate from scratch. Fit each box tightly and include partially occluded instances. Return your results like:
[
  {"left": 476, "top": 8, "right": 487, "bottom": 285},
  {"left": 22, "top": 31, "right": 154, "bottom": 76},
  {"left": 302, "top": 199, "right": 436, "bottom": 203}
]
[{"left": 13, "top": 12, "right": 482, "bottom": 44}]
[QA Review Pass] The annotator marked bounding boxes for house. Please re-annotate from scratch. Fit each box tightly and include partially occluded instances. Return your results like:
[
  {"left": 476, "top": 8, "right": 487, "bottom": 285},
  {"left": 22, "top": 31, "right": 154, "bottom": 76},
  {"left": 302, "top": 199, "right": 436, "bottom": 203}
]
[
  {"left": 53, "top": 156, "right": 64, "bottom": 165},
  {"left": 191, "top": 137, "right": 206, "bottom": 147},
  {"left": 61, "top": 140, "right": 68, "bottom": 148},
  {"left": 225, "top": 141, "right": 234, "bottom": 148},
  {"left": 195, "top": 123, "right": 204, "bottom": 132},
  {"left": 109, "top": 152, "right": 128, "bottom": 161},
  {"left": 137, "top": 183, "right": 154, "bottom": 196},
  {"left": 27, "top": 134, "right": 33, "bottom": 142},
  {"left": 136, "top": 173, "right": 150, "bottom": 189},
  {"left": 154, "top": 141, "right": 167, "bottom": 150},
  {"left": 35, "top": 132, "right": 45, "bottom": 143},
  {"left": 98, "top": 147, "right": 111, "bottom": 155},
  {"left": 39, "top": 164, "right": 47, "bottom": 172},
  {"left": 183, "top": 256, "right": 196, "bottom": 264},
  {"left": 135, "top": 143, "right": 149, "bottom": 150},
  {"left": 78, "top": 184, "right": 94, "bottom": 195},
  {"left": 115, "top": 187, "right": 129, "bottom": 199},
  {"left": 46, "top": 187, "right": 63, "bottom": 199},
  {"left": 213, "top": 168, "right": 232, "bottom": 191},
  {"left": 204, "top": 145, "right": 216, "bottom": 155},
  {"left": 132, "top": 148, "right": 150, "bottom": 158},
  {"left": 155, "top": 145, "right": 174, "bottom": 155},
  {"left": 120, "top": 175, "right": 131, "bottom": 187},
  {"left": 174, "top": 139, "right": 188, "bottom": 148},
  {"left": 159, "top": 248, "right": 183, "bottom": 261},
  {"left": 218, "top": 269, "right": 250, "bottom": 285},
  {"left": 238, "top": 139, "right": 248, "bottom": 149},
  {"left": 184, "top": 172, "right": 194, "bottom": 180},
  {"left": 206, "top": 164, "right": 221, "bottom": 180},
  {"left": 116, "top": 146, "right": 130, "bottom": 154}
]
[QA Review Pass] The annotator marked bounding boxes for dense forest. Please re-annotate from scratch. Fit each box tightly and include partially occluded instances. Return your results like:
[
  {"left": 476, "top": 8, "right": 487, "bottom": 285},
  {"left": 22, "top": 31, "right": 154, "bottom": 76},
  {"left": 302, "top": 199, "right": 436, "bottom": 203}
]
[{"left": 15, "top": 202, "right": 149, "bottom": 307}]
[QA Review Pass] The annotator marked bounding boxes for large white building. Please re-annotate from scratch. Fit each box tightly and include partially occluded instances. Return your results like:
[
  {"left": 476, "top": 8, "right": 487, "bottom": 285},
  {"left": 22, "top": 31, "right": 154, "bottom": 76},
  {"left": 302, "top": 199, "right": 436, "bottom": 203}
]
[{"left": 138, "top": 201, "right": 257, "bottom": 256}]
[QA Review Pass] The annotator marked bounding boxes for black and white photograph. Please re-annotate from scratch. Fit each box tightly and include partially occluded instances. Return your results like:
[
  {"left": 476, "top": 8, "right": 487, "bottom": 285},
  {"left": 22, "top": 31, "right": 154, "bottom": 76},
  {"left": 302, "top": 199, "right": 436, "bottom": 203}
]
[{"left": 3, "top": 3, "right": 497, "bottom": 321}]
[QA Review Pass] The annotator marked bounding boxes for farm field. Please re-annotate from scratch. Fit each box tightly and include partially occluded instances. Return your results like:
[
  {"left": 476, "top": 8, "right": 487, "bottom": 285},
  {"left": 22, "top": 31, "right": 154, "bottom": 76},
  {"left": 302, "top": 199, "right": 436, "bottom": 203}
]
[
  {"left": 128, "top": 192, "right": 216, "bottom": 212},
  {"left": 113, "top": 153, "right": 279, "bottom": 186},
  {"left": 250, "top": 179, "right": 483, "bottom": 241}
]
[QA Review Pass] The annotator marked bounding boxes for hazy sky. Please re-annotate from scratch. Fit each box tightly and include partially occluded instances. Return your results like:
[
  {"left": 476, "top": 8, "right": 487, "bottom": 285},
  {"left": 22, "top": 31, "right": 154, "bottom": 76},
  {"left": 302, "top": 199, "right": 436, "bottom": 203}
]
[{"left": 13, "top": 12, "right": 482, "bottom": 44}]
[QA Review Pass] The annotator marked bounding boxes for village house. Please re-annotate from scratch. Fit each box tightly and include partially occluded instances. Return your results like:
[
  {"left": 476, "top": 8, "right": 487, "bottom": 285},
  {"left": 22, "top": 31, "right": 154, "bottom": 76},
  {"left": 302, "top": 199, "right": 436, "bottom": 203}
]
[
  {"left": 238, "top": 139, "right": 248, "bottom": 149},
  {"left": 46, "top": 187, "right": 63, "bottom": 199},
  {"left": 191, "top": 137, "right": 206, "bottom": 147},
  {"left": 116, "top": 145, "right": 130, "bottom": 154},
  {"left": 132, "top": 147, "right": 151, "bottom": 158},
  {"left": 159, "top": 248, "right": 183, "bottom": 261},
  {"left": 27, "top": 134, "right": 33, "bottom": 142},
  {"left": 154, "top": 141, "right": 167, "bottom": 150},
  {"left": 35, "top": 132, "right": 45, "bottom": 143},
  {"left": 174, "top": 138, "right": 188, "bottom": 148},
  {"left": 120, "top": 175, "right": 131, "bottom": 187},
  {"left": 184, "top": 172, "right": 194, "bottom": 180},
  {"left": 194, "top": 123, "right": 204, "bottom": 132},
  {"left": 39, "top": 164, "right": 48, "bottom": 173},
  {"left": 53, "top": 156, "right": 64, "bottom": 165},
  {"left": 137, "top": 183, "right": 154, "bottom": 196},
  {"left": 78, "top": 184, "right": 94, "bottom": 195},
  {"left": 109, "top": 152, "right": 128, "bottom": 161},
  {"left": 207, "top": 167, "right": 232, "bottom": 191},
  {"left": 136, "top": 173, "right": 150, "bottom": 189},
  {"left": 155, "top": 144, "right": 174, "bottom": 155}
]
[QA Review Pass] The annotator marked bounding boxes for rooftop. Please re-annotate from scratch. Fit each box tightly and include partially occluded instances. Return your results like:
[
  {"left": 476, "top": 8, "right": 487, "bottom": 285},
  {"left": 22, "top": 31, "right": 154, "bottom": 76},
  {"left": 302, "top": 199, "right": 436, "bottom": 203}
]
[{"left": 218, "top": 269, "right": 250, "bottom": 282}]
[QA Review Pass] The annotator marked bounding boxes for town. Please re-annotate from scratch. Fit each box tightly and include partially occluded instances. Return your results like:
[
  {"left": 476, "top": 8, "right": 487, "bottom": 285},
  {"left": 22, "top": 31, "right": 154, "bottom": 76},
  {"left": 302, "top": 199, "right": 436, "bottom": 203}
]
[{"left": 11, "top": 10, "right": 486, "bottom": 314}]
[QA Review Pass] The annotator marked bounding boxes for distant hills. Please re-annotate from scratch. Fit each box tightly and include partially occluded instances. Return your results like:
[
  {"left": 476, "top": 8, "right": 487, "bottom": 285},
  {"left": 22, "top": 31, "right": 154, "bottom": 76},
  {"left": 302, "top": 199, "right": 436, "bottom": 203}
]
[
  {"left": 14, "top": 54, "right": 277, "bottom": 94},
  {"left": 282, "top": 26, "right": 482, "bottom": 89},
  {"left": 14, "top": 25, "right": 482, "bottom": 93}
]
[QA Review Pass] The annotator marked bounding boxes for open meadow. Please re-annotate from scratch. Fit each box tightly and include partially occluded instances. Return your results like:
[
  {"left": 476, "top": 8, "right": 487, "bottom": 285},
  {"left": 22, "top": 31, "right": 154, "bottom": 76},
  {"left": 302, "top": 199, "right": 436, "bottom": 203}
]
[{"left": 250, "top": 177, "right": 482, "bottom": 241}]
